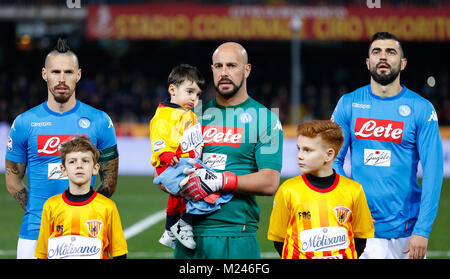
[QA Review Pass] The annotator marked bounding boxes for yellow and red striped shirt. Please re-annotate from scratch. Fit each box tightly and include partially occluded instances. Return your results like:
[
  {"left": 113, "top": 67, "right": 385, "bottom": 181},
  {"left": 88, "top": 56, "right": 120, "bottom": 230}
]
[
  {"left": 149, "top": 101, "right": 203, "bottom": 172},
  {"left": 268, "top": 174, "right": 374, "bottom": 259},
  {"left": 35, "top": 190, "right": 128, "bottom": 259}
]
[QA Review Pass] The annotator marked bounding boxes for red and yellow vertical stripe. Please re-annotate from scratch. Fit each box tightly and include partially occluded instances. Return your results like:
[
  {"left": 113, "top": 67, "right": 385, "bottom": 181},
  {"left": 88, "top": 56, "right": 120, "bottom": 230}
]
[{"left": 268, "top": 174, "right": 374, "bottom": 259}]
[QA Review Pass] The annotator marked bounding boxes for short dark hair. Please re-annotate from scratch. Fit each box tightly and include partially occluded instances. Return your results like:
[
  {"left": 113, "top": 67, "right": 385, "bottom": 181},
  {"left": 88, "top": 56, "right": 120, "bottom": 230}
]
[
  {"left": 369, "top": 32, "right": 404, "bottom": 57},
  {"left": 168, "top": 64, "right": 205, "bottom": 91},
  {"left": 60, "top": 136, "right": 100, "bottom": 167}
]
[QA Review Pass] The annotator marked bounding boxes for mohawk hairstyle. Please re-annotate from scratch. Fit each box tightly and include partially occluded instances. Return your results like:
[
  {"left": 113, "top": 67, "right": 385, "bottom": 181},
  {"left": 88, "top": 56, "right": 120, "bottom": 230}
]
[
  {"left": 54, "top": 37, "right": 71, "bottom": 53},
  {"left": 44, "top": 37, "right": 79, "bottom": 68}
]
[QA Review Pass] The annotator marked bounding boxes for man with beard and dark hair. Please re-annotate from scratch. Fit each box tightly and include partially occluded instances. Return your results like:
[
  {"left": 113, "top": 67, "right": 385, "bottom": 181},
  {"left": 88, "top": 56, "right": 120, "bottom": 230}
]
[
  {"left": 172, "top": 42, "right": 284, "bottom": 259},
  {"left": 331, "top": 32, "right": 443, "bottom": 259},
  {"left": 5, "top": 38, "right": 119, "bottom": 258},
  {"left": 367, "top": 32, "right": 405, "bottom": 87}
]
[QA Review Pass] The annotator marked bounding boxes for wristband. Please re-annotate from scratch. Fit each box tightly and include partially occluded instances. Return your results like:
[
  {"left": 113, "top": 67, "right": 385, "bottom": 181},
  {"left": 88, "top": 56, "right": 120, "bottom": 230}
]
[{"left": 222, "top": 171, "right": 238, "bottom": 191}]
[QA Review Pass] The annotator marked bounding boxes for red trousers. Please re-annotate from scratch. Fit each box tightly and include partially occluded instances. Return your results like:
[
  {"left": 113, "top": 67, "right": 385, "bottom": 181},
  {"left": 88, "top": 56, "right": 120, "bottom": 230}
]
[
  {"left": 166, "top": 194, "right": 186, "bottom": 216},
  {"left": 156, "top": 165, "right": 187, "bottom": 216}
]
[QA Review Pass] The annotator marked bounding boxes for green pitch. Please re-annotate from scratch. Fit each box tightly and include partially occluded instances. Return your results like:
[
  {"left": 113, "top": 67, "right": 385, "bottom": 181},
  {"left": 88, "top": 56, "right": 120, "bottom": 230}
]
[{"left": 0, "top": 174, "right": 449, "bottom": 259}]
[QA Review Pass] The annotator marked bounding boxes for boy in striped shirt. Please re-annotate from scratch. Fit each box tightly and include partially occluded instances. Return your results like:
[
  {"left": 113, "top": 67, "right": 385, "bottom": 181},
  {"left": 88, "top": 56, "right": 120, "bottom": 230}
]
[
  {"left": 268, "top": 120, "right": 374, "bottom": 259},
  {"left": 35, "top": 136, "right": 127, "bottom": 259}
]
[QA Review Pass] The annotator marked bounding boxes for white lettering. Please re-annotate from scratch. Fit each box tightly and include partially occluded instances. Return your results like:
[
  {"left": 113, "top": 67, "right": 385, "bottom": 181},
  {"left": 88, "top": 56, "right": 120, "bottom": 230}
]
[
  {"left": 38, "top": 137, "right": 61, "bottom": 154},
  {"left": 355, "top": 120, "right": 402, "bottom": 140},
  {"left": 355, "top": 120, "right": 377, "bottom": 138},
  {"left": 48, "top": 235, "right": 101, "bottom": 259},
  {"left": 300, "top": 227, "right": 348, "bottom": 252}
]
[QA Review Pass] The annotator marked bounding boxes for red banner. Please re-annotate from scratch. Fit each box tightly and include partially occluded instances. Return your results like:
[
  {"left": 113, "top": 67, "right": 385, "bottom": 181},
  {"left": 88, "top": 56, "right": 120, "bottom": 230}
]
[{"left": 86, "top": 4, "right": 450, "bottom": 41}]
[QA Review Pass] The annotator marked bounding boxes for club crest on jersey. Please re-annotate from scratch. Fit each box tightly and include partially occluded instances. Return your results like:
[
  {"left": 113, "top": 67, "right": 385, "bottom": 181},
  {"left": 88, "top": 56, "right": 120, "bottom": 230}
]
[
  {"left": 56, "top": 225, "right": 64, "bottom": 234},
  {"left": 239, "top": 112, "right": 253, "bottom": 124},
  {"left": 398, "top": 105, "right": 411, "bottom": 117},
  {"left": 333, "top": 206, "right": 351, "bottom": 225},
  {"left": 85, "top": 220, "right": 103, "bottom": 238},
  {"left": 78, "top": 117, "right": 91, "bottom": 129}
]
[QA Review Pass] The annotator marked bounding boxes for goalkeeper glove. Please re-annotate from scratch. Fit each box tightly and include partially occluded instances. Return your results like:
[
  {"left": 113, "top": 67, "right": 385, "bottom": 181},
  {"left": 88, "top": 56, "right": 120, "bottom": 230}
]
[{"left": 179, "top": 159, "right": 238, "bottom": 201}]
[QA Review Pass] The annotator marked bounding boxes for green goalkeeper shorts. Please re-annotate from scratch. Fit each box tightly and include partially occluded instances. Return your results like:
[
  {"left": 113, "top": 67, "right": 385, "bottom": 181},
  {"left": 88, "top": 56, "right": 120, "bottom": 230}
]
[{"left": 173, "top": 234, "right": 261, "bottom": 259}]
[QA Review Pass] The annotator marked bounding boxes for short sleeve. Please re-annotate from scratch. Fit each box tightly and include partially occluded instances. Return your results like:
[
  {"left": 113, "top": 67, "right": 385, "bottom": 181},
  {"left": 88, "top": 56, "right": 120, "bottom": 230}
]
[
  {"left": 255, "top": 110, "right": 283, "bottom": 172},
  {"left": 6, "top": 114, "right": 28, "bottom": 163},
  {"left": 268, "top": 184, "right": 290, "bottom": 242},
  {"left": 108, "top": 202, "right": 128, "bottom": 258}
]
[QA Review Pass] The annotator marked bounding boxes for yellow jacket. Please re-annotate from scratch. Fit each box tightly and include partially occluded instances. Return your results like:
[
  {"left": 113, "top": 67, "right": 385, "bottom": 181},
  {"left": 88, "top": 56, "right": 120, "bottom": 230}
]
[{"left": 149, "top": 101, "right": 203, "bottom": 169}]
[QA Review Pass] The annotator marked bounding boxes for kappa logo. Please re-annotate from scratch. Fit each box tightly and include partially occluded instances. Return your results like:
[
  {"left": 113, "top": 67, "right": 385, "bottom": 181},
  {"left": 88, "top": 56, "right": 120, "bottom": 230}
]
[
  {"left": 428, "top": 111, "right": 438, "bottom": 122},
  {"left": 31, "top": 121, "right": 52, "bottom": 127},
  {"left": 333, "top": 206, "right": 351, "bottom": 225},
  {"left": 273, "top": 120, "right": 282, "bottom": 131},
  {"left": 85, "top": 220, "right": 103, "bottom": 238},
  {"left": 352, "top": 103, "right": 371, "bottom": 109},
  {"left": 107, "top": 116, "right": 114, "bottom": 128}
]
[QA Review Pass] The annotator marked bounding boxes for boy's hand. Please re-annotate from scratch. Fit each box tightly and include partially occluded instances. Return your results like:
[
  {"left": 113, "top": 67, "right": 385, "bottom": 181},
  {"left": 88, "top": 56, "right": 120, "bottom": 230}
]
[
  {"left": 160, "top": 152, "right": 179, "bottom": 166},
  {"left": 171, "top": 156, "right": 179, "bottom": 166}
]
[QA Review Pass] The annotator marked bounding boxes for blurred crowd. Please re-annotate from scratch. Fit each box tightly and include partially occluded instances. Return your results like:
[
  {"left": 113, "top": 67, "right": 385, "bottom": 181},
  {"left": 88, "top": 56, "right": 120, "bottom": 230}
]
[
  {"left": 1, "top": 37, "right": 449, "bottom": 127},
  {"left": 1, "top": 65, "right": 448, "bottom": 126}
]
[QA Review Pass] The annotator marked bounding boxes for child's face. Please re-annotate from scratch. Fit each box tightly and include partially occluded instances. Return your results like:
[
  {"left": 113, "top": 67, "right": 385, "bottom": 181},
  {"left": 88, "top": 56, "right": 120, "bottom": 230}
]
[
  {"left": 297, "top": 135, "right": 334, "bottom": 176},
  {"left": 61, "top": 151, "right": 100, "bottom": 187},
  {"left": 169, "top": 80, "right": 202, "bottom": 110}
]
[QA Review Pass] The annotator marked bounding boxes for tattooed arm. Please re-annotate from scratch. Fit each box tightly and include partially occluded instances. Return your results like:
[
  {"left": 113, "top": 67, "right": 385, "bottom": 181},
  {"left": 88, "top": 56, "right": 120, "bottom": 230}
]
[
  {"left": 96, "top": 157, "right": 119, "bottom": 198},
  {"left": 5, "top": 159, "right": 28, "bottom": 210}
]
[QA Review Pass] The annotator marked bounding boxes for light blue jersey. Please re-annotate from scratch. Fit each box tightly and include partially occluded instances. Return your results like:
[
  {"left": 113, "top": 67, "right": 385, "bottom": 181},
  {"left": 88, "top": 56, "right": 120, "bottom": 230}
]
[
  {"left": 332, "top": 85, "right": 443, "bottom": 239},
  {"left": 6, "top": 100, "right": 117, "bottom": 240}
]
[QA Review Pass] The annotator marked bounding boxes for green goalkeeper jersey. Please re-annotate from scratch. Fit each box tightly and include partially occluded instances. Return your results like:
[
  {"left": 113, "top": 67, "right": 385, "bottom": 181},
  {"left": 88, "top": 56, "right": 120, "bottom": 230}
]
[{"left": 193, "top": 96, "right": 283, "bottom": 236}]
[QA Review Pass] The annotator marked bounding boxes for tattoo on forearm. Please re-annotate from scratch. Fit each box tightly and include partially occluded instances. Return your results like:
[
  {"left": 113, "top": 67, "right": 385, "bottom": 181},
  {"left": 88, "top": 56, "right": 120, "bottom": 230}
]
[
  {"left": 5, "top": 160, "right": 28, "bottom": 210},
  {"left": 5, "top": 161, "right": 26, "bottom": 179},
  {"left": 97, "top": 158, "right": 118, "bottom": 198},
  {"left": 13, "top": 188, "right": 28, "bottom": 211}
]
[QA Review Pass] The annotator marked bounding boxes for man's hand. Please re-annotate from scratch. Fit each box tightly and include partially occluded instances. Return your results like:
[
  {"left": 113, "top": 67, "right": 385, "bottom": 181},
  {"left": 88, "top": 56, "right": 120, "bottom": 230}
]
[
  {"left": 403, "top": 235, "right": 428, "bottom": 259},
  {"left": 178, "top": 159, "right": 238, "bottom": 201}
]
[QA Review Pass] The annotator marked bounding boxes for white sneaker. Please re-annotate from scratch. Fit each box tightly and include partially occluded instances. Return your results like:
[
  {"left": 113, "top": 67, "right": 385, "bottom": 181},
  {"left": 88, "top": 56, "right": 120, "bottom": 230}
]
[
  {"left": 159, "top": 230, "right": 176, "bottom": 249},
  {"left": 170, "top": 220, "right": 196, "bottom": 250}
]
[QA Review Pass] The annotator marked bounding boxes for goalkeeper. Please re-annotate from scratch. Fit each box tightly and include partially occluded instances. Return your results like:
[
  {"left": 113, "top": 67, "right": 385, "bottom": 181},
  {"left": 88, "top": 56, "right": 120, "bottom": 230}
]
[{"left": 157, "top": 42, "right": 283, "bottom": 259}]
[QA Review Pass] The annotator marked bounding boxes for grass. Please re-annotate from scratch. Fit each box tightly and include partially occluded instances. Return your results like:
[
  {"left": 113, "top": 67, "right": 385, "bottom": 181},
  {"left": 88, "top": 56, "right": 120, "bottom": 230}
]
[{"left": 0, "top": 174, "right": 449, "bottom": 259}]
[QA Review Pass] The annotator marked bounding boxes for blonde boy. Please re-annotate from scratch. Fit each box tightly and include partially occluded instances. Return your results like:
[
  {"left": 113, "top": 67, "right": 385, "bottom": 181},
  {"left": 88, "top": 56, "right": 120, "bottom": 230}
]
[
  {"left": 268, "top": 120, "right": 374, "bottom": 259},
  {"left": 35, "top": 136, "right": 127, "bottom": 259}
]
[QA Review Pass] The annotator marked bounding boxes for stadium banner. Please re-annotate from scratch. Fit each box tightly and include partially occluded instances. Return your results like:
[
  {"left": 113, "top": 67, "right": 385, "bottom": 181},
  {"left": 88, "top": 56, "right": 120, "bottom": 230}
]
[{"left": 86, "top": 4, "right": 450, "bottom": 41}]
